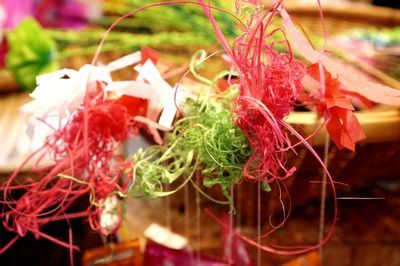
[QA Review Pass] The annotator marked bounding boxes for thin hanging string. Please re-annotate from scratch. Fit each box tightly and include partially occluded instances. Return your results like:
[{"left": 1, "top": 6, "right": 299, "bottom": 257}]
[
  {"left": 236, "top": 184, "right": 242, "bottom": 231},
  {"left": 227, "top": 186, "right": 234, "bottom": 264},
  {"left": 184, "top": 184, "right": 190, "bottom": 245},
  {"left": 184, "top": 184, "right": 195, "bottom": 264},
  {"left": 317, "top": 1, "right": 329, "bottom": 253},
  {"left": 316, "top": 0, "right": 329, "bottom": 251},
  {"left": 257, "top": 180, "right": 262, "bottom": 266},
  {"left": 337, "top": 197, "right": 385, "bottom": 200},
  {"left": 65, "top": 216, "right": 74, "bottom": 266},
  {"left": 195, "top": 171, "right": 201, "bottom": 264},
  {"left": 165, "top": 184, "right": 172, "bottom": 230},
  {"left": 318, "top": 132, "right": 330, "bottom": 261}
]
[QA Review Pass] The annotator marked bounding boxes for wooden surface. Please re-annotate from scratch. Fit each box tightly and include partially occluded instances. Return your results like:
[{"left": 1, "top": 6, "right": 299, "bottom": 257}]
[
  {"left": 286, "top": 107, "right": 400, "bottom": 145},
  {"left": 285, "top": 2, "right": 400, "bottom": 34},
  {"left": 0, "top": 70, "right": 19, "bottom": 93}
]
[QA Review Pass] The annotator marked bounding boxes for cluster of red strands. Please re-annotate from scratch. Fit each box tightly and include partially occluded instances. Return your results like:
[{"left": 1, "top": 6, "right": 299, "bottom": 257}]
[
  {"left": 0, "top": 83, "right": 145, "bottom": 254},
  {"left": 231, "top": 2, "right": 306, "bottom": 182}
]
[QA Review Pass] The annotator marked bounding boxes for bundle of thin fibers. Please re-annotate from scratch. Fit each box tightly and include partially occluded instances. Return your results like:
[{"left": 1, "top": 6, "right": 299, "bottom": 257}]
[
  {"left": 231, "top": 2, "right": 306, "bottom": 182},
  {"left": 1, "top": 89, "right": 136, "bottom": 253},
  {"left": 131, "top": 88, "right": 251, "bottom": 201}
]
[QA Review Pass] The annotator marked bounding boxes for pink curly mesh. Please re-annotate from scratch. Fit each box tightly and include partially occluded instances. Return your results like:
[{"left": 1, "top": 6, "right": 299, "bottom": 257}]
[{"left": 232, "top": 5, "right": 306, "bottom": 182}]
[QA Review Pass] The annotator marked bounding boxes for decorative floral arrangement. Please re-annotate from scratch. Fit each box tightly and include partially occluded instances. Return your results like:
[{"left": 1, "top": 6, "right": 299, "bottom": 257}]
[{"left": 1, "top": 0, "right": 400, "bottom": 263}]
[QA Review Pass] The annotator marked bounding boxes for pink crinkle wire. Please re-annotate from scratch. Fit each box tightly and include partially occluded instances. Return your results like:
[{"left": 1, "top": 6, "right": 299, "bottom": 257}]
[{"left": 232, "top": 1, "right": 306, "bottom": 182}]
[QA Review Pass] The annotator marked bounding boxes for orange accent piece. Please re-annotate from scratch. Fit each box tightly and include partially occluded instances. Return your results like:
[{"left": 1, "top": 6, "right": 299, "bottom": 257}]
[
  {"left": 141, "top": 47, "right": 160, "bottom": 65},
  {"left": 117, "top": 95, "right": 149, "bottom": 117},
  {"left": 308, "top": 63, "right": 366, "bottom": 151},
  {"left": 82, "top": 240, "right": 142, "bottom": 266},
  {"left": 282, "top": 251, "right": 321, "bottom": 266}
]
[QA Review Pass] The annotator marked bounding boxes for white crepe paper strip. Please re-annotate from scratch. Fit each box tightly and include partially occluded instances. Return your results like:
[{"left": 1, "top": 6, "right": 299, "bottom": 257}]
[
  {"left": 144, "top": 223, "right": 188, "bottom": 250},
  {"left": 78, "top": 64, "right": 113, "bottom": 88},
  {"left": 134, "top": 60, "right": 172, "bottom": 105},
  {"left": 107, "top": 58, "right": 185, "bottom": 132},
  {"left": 19, "top": 64, "right": 113, "bottom": 154},
  {"left": 20, "top": 51, "right": 186, "bottom": 152},
  {"left": 106, "top": 51, "right": 141, "bottom": 72},
  {"left": 134, "top": 60, "right": 187, "bottom": 128},
  {"left": 34, "top": 68, "right": 77, "bottom": 86},
  {"left": 158, "top": 84, "right": 186, "bottom": 128},
  {"left": 281, "top": 9, "right": 400, "bottom": 106},
  {"left": 22, "top": 69, "right": 79, "bottom": 121},
  {"left": 21, "top": 65, "right": 112, "bottom": 121},
  {"left": 105, "top": 80, "right": 162, "bottom": 102}
]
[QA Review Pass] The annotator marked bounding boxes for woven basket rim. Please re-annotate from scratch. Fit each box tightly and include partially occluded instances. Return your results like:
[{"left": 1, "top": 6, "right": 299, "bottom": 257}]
[{"left": 284, "top": 2, "right": 400, "bottom": 26}]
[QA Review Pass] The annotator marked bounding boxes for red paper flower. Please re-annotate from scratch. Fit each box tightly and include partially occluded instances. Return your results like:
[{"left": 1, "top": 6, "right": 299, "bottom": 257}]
[{"left": 308, "top": 63, "right": 366, "bottom": 151}]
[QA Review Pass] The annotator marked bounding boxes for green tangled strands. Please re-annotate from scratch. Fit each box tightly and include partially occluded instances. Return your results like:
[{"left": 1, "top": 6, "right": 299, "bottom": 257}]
[{"left": 130, "top": 87, "right": 252, "bottom": 203}]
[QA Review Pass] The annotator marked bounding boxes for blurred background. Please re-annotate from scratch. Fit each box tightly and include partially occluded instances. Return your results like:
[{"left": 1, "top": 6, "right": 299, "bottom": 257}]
[{"left": 0, "top": 0, "right": 399, "bottom": 265}]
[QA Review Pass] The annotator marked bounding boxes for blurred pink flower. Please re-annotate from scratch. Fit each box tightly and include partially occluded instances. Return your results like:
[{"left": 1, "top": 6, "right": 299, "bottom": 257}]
[
  {"left": 0, "top": 0, "right": 100, "bottom": 30},
  {"left": 0, "top": 39, "right": 7, "bottom": 67},
  {"left": 0, "top": 0, "right": 101, "bottom": 66},
  {"left": 35, "top": 0, "right": 101, "bottom": 29},
  {"left": 0, "top": 0, "right": 34, "bottom": 28}
]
